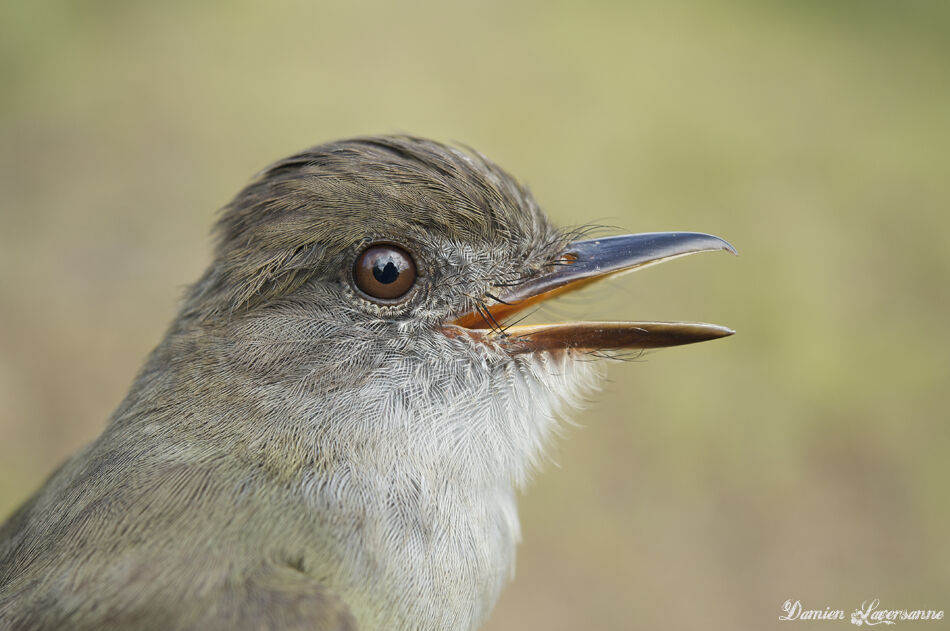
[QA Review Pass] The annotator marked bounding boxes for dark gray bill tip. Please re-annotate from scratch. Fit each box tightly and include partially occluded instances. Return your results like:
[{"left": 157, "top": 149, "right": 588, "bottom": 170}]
[{"left": 563, "top": 231, "right": 737, "bottom": 271}]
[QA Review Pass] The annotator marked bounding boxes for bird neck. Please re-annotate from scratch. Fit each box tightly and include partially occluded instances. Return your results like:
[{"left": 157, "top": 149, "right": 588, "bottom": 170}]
[{"left": 113, "top": 321, "right": 602, "bottom": 631}]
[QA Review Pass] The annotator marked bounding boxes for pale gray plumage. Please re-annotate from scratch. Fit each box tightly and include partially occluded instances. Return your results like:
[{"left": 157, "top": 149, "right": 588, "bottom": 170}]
[{"left": 0, "top": 137, "right": 608, "bottom": 630}]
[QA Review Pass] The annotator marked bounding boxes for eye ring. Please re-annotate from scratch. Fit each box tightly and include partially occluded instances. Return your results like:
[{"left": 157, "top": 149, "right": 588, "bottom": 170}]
[{"left": 352, "top": 243, "right": 418, "bottom": 303}]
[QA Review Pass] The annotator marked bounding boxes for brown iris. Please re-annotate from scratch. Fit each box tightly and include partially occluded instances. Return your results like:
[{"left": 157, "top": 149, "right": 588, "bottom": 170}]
[{"left": 353, "top": 243, "right": 417, "bottom": 302}]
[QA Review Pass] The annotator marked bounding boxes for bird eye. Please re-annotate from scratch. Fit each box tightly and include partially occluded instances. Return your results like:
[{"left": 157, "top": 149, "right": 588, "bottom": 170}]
[{"left": 353, "top": 243, "right": 417, "bottom": 302}]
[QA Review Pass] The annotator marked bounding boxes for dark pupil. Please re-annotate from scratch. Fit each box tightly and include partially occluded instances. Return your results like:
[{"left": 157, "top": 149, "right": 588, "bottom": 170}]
[{"left": 372, "top": 259, "right": 400, "bottom": 284}]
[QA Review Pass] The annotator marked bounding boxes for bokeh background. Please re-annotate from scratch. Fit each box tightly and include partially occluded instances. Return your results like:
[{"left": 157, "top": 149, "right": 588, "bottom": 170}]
[{"left": 2, "top": 1, "right": 948, "bottom": 629}]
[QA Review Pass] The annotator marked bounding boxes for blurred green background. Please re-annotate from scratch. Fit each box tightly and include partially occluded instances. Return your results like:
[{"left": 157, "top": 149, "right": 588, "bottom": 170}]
[{"left": 1, "top": 1, "right": 948, "bottom": 629}]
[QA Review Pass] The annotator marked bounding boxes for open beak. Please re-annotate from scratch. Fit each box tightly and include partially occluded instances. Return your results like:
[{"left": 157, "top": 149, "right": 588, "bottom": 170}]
[{"left": 446, "top": 232, "right": 737, "bottom": 353}]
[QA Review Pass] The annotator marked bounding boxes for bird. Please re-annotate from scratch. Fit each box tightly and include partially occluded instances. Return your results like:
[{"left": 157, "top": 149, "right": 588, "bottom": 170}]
[{"left": 0, "top": 136, "right": 735, "bottom": 630}]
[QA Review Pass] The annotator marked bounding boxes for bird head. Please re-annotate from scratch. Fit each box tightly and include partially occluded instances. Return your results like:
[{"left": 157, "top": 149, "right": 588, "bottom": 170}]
[{"left": 160, "top": 135, "right": 733, "bottom": 489}]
